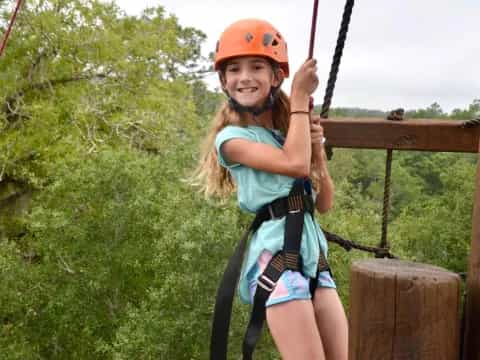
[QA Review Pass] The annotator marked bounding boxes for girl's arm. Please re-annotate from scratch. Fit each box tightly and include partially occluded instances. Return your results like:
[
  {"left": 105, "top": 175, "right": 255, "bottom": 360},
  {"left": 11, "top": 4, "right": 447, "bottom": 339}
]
[
  {"left": 310, "top": 115, "right": 334, "bottom": 213},
  {"left": 311, "top": 143, "right": 334, "bottom": 213}
]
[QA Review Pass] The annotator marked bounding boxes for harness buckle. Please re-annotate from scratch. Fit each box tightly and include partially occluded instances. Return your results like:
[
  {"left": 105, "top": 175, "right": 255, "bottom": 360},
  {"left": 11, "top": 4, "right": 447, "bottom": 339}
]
[
  {"left": 287, "top": 194, "right": 304, "bottom": 214},
  {"left": 257, "top": 274, "right": 276, "bottom": 292}
]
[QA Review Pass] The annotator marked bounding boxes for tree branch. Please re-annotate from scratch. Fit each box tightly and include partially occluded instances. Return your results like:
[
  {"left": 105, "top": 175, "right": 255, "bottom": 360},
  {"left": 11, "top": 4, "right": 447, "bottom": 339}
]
[{"left": 3, "top": 72, "right": 112, "bottom": 124}]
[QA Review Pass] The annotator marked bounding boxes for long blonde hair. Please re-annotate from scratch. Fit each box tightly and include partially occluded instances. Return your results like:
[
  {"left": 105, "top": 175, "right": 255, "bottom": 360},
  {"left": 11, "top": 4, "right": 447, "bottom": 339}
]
[{"left": 192, "top": 90, "right": 322, "bottom": 198}]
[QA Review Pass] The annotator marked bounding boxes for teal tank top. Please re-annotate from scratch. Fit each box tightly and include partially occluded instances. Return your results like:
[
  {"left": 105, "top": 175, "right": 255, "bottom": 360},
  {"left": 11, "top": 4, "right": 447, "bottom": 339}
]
[{"left": 215, "top": 125, "right": 329, "bottom": 304}]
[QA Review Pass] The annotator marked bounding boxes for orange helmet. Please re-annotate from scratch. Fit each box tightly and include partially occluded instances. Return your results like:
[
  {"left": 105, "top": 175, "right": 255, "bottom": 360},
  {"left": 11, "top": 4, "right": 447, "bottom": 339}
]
[{"left": 214, "top": 19, "right": 289, "bottom": 77}]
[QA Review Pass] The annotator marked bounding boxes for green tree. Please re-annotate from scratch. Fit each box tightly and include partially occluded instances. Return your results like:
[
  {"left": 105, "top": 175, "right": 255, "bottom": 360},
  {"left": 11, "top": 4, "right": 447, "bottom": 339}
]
[
  {"left": 0, "top": 1, "right": 223, "bottom": 358},
  {"left": 0, "top": 0, "right": 207, "bottom": 187},
  {"left": 406, "top": 102, "right": 446, "bottom": 119},
  {"left": 391, "top": 157, "right": 476, "bottom": 272},
  {"left": 451, "top": 98, "right": 480, "bottom": 119},
  {"left": 0, "top": 0, "right": 207, "bottom": 235}
]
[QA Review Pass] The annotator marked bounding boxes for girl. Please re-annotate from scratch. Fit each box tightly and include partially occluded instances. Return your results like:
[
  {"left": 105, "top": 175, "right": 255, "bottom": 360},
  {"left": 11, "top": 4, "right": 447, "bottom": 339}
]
[{"left": 196, "top": 19, "right": 348, "bottom": 359}]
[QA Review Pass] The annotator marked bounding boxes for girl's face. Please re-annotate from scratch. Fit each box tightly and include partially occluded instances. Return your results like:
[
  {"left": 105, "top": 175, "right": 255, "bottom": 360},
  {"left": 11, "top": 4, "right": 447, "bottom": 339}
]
[{"left": 223, "top": 56, "right": 282, "bottom": 108}]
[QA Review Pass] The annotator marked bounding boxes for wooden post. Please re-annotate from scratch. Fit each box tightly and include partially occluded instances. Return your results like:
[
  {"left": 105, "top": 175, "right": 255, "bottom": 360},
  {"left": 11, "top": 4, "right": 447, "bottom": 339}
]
[
  {"left": 462, "top": 141, "right": 480, "bottom": 360},
  {"left": 350, "top": 259, "right": 461, "bottom": 360}
]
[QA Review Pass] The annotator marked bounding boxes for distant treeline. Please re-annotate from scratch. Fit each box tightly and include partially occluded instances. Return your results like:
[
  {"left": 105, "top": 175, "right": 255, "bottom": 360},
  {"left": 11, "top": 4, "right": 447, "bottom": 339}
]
[{"left": 323, "top": 100, "right": 479, "bottom": 119}]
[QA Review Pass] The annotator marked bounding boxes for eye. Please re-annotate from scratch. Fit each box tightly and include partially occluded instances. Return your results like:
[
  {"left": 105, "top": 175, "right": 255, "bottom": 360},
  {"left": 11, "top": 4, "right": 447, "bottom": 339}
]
[{"left": 226, "top": 66, "right": 239, "bottom": 73}]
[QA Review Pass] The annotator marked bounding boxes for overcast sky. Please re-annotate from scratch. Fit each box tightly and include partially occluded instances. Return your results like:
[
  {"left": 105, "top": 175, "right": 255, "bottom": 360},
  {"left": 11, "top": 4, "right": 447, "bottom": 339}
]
[{"left": 115, "top": 0, "right": 479, "bottom": 113}]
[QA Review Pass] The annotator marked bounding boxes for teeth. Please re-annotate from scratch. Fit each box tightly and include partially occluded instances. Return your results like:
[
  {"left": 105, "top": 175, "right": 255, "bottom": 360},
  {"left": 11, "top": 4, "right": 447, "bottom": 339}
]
[{"left": 239, "top": 87, "right": 257, "bottom": 93}]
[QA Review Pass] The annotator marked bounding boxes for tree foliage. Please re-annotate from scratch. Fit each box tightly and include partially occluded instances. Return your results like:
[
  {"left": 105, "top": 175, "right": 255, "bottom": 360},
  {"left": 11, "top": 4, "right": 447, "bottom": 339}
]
[
  {"left": 0, "top": 0, "right": 207, "bottom": 187},
  {"left": 0, "top": 1, "right": 478, "bottom": 358}
]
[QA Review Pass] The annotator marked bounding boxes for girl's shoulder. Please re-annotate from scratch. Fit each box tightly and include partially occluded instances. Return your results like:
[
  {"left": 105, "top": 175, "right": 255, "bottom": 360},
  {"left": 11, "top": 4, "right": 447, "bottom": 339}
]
[
  {"left": 217, "top": 124, "right": 265, "bottom": 137},
  {"left": 215, "top": 125, "right": 264, "bottom": 149},
  {"left": 215, "top": 126, "right": 274, "bottom": 169}
]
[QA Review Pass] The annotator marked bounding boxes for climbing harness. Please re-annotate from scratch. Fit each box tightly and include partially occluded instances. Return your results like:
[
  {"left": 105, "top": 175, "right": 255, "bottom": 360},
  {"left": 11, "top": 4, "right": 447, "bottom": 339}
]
[
  {"left": 210, "top": 179, "right": 330, "bottom": 360},
  {"left": 0, "top": 0, "right": 24, "bottom": 57}
]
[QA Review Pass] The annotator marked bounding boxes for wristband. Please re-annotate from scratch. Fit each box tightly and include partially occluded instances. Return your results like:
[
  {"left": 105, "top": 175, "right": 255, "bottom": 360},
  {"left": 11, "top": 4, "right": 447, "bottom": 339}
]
[{"left": 290, "top": 110, "right": 310, "bottom": 116}]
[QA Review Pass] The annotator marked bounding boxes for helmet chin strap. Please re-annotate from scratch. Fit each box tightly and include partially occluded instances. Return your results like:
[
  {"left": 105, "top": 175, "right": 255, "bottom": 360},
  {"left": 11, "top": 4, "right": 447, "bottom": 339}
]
[{"left": 226, "top": 87, "right": 279, "bottom": 117}]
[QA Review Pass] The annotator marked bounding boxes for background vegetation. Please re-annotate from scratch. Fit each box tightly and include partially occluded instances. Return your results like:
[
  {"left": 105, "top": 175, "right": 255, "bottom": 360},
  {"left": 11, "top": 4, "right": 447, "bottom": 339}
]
[{"left": 1, "top": 1, "right": 478, "bottom": 358}]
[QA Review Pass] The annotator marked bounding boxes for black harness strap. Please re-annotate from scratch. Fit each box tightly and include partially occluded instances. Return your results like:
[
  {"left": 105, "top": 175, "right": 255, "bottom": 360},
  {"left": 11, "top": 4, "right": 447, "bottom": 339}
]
[
  {"left": 283, "top": 183, "right": 306, "bottom": 270},
  {"left": 310, "top": 252, "right": 332, "bottom": 299},
  {"left": 210, "top": 213, "right": 267, "bottom": 360},
  {"left": 242, "top": 180, "right": 306, "bottom": 359},
  {"left": 242, "top": 252, "right": 285, "bottom": 359}
]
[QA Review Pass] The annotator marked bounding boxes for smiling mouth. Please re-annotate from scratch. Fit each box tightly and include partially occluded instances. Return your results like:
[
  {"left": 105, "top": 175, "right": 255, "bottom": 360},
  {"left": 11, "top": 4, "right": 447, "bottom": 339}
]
[{"left": 238, "top": 87, "right": 258, "bottom": 93}]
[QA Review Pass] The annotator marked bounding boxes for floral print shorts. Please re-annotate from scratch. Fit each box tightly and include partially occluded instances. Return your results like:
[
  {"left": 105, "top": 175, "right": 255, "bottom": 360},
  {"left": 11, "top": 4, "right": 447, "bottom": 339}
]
[{"left": 248, "top": 250, "right": 336, "bottom": 307}]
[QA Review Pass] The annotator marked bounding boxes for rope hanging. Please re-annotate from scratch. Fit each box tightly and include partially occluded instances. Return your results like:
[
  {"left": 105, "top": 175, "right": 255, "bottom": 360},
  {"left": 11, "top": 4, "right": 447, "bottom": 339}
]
[
  {"left": 0, "top": 0, "right": 24, "bottom": 57},
  {"left": 371, "top": 112, "right": 480, "bottom": 257},
  {"left": 304, "top": 0, "right": 394, "bottom": 258},
  {"left": 314, "top": 0, "right": 398, "bottom": 259},
  {"left": 312, "top": 0, "right": 395, "bottom": 256},
  {"left": 378, "top": 149, "right": 393, "bottom": 256},
  {"left": 320, "top": 0, "right": 355, "bottom": 161},
  {"left": 320, "top": 0, "right": 355, "bottom": 119},
  {"left": 324, "top": 112, "right": 480, "bottom": 258},
  {"left": 322, "top": 229, "right": 397, "bottom": 258},
  {"left": 307, "top": 0, "right": 319, "bottom": 60}
]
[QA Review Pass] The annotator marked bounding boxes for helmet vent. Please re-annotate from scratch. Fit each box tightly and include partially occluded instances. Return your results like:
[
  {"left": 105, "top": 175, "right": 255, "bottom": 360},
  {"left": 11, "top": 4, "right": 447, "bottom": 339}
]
[
  {"left": 263, "top": 33, "right": 273, "bottom": 46},
  {"left": 245, "top": 32, "right": 254, "bottom": 42}
]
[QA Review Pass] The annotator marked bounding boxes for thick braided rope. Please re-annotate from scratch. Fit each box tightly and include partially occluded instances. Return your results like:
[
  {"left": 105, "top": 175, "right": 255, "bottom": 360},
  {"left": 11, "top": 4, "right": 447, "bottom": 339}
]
[{"left": 320, "top": 0, "right": 355, "bottom": 119}]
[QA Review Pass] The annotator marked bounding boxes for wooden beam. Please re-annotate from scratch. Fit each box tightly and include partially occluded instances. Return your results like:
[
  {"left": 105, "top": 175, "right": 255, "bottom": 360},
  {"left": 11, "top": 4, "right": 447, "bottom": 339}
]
[
  {"left": 321, "top": 117, "right": 480, "bottom": 153},
  {"left": 463, "top": 141, "right": 480, "bottom": 360}
]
